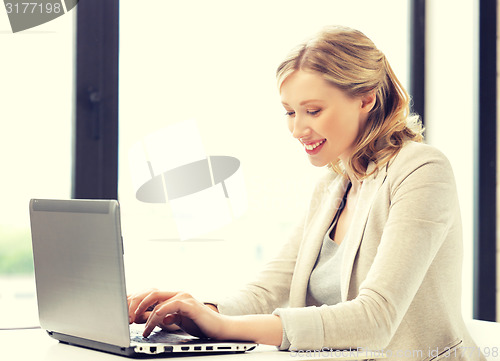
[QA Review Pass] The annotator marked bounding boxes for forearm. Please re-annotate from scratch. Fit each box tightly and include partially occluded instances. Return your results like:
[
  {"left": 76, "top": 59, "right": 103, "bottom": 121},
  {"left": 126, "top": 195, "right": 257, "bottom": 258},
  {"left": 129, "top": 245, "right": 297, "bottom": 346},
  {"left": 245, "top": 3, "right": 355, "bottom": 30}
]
[
  {"left": 205, "top": 302, "right": 283, "bottom": 346},
  {"left": 224, "top": 314, "right": 283, "bottom": 346}
]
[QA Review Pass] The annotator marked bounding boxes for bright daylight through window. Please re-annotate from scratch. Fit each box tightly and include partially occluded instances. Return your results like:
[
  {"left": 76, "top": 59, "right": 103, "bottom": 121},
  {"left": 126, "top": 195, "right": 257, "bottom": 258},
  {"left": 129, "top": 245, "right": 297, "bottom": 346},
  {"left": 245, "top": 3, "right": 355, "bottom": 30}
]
[{"left": 0, "top": 9, "right": 74, "bottom": 329}]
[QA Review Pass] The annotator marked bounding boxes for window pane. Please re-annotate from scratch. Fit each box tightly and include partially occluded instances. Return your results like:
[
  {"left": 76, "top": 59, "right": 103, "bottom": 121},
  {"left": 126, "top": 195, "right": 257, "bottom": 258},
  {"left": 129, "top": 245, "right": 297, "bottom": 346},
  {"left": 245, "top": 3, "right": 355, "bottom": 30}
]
[
  {"left": 119, "top": 0, "right": 409, "bottom": 298},
  {"left": 425, "top": 0, "right": 475, "bottom": 319},
  {"left": 0, "top": 11, "right": 75, "bottom": 327}
]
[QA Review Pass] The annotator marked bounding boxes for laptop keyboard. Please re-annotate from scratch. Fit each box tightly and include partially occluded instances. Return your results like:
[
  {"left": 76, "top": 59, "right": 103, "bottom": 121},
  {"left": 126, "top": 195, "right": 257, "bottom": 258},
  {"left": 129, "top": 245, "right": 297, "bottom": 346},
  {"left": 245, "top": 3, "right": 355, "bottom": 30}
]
[{"left": 130, "top": 328, "right": 202, "bottom": 344}]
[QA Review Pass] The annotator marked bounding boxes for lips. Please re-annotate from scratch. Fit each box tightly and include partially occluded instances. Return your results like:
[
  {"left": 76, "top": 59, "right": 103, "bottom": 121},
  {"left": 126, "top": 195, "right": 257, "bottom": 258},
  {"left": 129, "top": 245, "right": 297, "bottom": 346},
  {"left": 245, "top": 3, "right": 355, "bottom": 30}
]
[
  {"left": 303, "top": 139, "right": 326, "bottom": 150},
  {"left": 301, "top": 139, "right": 326, "bottom": 155}
]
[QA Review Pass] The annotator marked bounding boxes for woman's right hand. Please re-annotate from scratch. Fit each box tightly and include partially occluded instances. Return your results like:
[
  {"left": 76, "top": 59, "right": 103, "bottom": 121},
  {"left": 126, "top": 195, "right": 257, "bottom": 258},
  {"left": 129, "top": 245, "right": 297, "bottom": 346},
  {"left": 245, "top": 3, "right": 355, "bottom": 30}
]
[
  {"left": 127, "top": 288, "right": 222, "bottom": 338},
  {"left": 127, "top": 288, "right": 181, "bottom": 332}
]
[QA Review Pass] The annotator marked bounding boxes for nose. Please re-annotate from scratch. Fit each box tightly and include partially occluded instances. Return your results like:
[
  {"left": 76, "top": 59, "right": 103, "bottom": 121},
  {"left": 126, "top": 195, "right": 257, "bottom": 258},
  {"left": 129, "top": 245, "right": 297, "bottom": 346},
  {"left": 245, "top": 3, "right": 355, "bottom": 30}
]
[{"left": 289, "top": 114, "right": 311, "bottom": 140}]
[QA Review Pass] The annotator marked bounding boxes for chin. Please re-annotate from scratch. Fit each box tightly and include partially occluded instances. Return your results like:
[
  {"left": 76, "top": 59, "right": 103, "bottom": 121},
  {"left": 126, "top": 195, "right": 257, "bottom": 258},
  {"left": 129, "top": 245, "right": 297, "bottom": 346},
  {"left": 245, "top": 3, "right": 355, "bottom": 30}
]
[{"left": 308, "top": 158, "right": 329, "bottom": 168}]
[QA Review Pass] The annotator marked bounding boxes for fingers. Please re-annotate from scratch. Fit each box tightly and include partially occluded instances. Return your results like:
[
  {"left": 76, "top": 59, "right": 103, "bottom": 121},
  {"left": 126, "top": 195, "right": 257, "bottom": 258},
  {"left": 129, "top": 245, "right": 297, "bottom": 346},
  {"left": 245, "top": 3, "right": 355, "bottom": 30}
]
[
  {"left": 157, "top": 314, "right": 181, "bottom": 332},
  {"left": 127, "top": 288, "right": 158, "bottom": 324},
  {"left": 143, "top": 311, "right": 164, "bottom": 337},
  {"left": 135, "top": 291, "right": 166, "bottom": 317},
  {"left": 129, "top": 290, "right": 209, "bottom": 338},
  {"left": 128, "top": 289, "right": 179, "bottom": 324},
  {"left": 143, "top": 294, "right": 198, "bottom": 338},
  {"left": 135, "top": 291, "right": 178, "bottom": 321},
  {"left": 133, "top": 311, "right": 152, "bottom": 324}
]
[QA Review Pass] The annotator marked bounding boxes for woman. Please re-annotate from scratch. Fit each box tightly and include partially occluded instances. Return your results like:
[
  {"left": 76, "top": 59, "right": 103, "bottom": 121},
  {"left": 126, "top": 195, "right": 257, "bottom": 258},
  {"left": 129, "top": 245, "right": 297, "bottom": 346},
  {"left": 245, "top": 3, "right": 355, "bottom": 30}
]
[{"left": 128, "top": 26, "right": 485, "bottom": 360}]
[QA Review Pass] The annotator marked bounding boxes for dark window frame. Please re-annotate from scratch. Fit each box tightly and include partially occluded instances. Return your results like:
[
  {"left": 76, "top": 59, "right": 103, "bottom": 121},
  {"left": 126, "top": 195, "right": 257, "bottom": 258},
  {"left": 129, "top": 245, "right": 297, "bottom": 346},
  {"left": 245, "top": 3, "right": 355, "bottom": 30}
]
[
  {"left": 409, "top": 0, "right": 426, "bottom": 126},
  {"left": 473, "top": 0, "right": 497, "bottom": 322},
  {"left": 73, "top": 0, "right": 119, "bottom": 200}
]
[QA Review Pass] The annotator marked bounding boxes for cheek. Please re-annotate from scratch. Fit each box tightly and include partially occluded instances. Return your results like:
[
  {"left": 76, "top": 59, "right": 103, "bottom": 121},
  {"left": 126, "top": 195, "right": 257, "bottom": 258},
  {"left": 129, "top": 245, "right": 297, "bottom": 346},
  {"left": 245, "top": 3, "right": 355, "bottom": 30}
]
[
  {"left": 322, "top": 109, "right": 361, "bottom": 144},
  {"left": 287, "top": 118, "right": 294, "bottom": 133}
]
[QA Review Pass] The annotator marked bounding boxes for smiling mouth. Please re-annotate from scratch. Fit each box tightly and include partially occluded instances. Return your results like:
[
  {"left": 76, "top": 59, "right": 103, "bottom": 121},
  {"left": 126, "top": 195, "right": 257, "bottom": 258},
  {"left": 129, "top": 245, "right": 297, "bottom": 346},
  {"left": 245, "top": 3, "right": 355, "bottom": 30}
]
[{"left": 303, "top": 139, "right": 326, "bottom": 151}]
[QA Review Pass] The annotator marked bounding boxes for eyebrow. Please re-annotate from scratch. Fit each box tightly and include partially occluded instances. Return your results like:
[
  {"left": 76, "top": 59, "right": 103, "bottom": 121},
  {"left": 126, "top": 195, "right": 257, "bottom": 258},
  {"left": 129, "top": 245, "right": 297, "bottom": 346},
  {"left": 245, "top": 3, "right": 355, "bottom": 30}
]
[{"left": 281, "top": 99, "right": 324, "bottom": 106}]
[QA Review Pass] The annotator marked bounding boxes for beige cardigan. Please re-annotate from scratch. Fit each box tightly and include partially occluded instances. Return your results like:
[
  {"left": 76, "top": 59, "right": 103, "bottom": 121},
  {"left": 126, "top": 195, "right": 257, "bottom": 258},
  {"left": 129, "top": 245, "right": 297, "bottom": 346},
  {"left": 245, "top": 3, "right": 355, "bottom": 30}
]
[{"left": 217, "top": 141, "right": 485, "bottom": 361}]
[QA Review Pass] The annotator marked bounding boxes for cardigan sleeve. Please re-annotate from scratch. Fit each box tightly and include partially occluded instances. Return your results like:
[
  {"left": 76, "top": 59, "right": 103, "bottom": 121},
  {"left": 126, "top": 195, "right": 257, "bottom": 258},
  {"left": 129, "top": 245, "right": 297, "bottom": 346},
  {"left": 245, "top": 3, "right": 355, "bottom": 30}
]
[{"left": 272, "top": 147, "right": 460, "bottom": 351}]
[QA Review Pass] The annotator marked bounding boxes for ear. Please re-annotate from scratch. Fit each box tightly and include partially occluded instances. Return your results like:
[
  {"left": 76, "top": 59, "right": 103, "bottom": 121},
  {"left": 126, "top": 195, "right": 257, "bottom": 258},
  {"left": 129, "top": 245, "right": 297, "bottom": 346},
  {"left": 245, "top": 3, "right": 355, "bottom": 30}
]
[{"left": 360, "top": 91, "right": 377, "bottom": 113}]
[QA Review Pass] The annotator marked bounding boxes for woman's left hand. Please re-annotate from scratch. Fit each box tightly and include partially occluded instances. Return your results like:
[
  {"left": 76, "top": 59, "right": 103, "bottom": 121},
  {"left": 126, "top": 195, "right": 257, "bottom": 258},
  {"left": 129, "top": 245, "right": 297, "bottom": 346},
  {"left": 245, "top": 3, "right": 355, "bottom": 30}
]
[{"left": 129, "top": 289, "right": 226, "bottom": 339}]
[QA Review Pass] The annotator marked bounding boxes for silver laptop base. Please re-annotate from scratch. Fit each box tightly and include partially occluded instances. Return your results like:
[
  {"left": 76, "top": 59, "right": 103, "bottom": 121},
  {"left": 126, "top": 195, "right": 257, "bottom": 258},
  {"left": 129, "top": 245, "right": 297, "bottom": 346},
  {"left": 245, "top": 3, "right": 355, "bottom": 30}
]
[{"left": 48, "top": 330, "right": 257, "bottom": 357}]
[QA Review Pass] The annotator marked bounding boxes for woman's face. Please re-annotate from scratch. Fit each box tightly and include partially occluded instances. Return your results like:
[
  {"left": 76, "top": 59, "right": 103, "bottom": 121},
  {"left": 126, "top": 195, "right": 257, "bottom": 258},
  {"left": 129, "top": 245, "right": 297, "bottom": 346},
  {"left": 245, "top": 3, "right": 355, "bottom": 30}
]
[{"left": 280, "top": 70, "right": 373, "bottom": 167}]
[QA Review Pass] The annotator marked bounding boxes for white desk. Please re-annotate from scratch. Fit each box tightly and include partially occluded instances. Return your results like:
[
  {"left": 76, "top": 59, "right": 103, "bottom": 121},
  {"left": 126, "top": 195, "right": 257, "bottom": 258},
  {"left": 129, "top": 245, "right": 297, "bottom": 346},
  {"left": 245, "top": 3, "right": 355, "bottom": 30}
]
[{"left": 1, "top": 328, "right": 374, "bottom": 361}]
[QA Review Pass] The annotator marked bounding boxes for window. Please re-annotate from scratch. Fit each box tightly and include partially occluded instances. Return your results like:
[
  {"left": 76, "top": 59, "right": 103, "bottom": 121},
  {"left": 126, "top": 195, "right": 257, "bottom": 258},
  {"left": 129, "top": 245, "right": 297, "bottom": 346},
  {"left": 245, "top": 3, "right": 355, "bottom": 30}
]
[
  {"left": 0, "top": 10, "right": 75, "bottom": 328},
  {"left": 425, "top": 0, "right": 477, "bottom": 319},
  {"left": 119, "top": 0, "right": 410, "bottom": 299}
]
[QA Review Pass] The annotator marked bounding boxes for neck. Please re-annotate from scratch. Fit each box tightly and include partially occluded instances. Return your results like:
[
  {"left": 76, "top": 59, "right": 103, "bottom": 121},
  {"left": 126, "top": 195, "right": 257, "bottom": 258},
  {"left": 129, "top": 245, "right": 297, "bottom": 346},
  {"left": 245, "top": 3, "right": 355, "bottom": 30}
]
[
  {"left": 340, "top": 156, "right": 362, "bottom": 193},
  {"left": 346, "top": 168, "right": 362, "bottom": 193}
]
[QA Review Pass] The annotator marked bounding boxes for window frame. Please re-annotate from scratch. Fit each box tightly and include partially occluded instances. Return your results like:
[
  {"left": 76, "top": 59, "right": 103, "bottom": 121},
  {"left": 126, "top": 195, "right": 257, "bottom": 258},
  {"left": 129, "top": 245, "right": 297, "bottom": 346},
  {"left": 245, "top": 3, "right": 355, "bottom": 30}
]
[
  {"left": 73, "top": 0, "right": 119, "bottom": 200},
  {"left": 473, "top": 0, "right": 497, "bottom": 322}
]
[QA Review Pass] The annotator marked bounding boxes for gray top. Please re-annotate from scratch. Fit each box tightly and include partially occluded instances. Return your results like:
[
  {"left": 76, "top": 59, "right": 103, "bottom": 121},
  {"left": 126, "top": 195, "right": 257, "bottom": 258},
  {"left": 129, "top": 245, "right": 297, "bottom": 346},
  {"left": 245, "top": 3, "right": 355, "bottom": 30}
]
[
  {"left": 305, "top": 182, "right": 350, "bottom": 307},
  {"left": 279, "top": 217, "right": 345, "bottom": 349},
  {"left": 306, "top": 221, "right": 345, "bottom": 307}
]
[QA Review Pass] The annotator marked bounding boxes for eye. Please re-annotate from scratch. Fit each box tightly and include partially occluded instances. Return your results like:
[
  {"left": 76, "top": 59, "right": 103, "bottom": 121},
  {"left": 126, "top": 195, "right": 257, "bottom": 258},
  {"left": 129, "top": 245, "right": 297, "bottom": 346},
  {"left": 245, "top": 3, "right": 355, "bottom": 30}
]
[
  {"left": 307, "top": 109, "right": 321, "bottom": 116},
  {"left": 285, "top": 111, "right": 295, "bottom": 117}
]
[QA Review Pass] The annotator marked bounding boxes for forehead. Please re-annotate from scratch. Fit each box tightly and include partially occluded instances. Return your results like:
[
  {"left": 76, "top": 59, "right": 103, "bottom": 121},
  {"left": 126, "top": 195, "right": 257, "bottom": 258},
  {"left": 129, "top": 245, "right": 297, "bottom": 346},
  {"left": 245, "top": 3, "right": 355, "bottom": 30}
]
[{"left": 280, "top": 70, "right": 342, "bottom": 104}]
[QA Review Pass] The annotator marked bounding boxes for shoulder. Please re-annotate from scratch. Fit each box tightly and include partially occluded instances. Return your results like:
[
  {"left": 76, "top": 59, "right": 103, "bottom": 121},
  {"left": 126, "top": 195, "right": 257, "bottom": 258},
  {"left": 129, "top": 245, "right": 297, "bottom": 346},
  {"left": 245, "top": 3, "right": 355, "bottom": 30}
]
[
  {"left": 390, "top": 141, "right": 451, "bottom": 168},
  {"left": 385, "top": 141, "right": 455, "bottom": 185}
]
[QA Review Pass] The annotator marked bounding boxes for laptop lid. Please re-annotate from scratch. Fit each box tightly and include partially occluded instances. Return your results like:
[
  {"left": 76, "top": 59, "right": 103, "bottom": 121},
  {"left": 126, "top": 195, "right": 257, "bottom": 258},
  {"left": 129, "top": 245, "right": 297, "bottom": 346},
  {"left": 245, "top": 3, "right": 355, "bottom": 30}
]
[
  {"left": 29, "top": 199, "right": 131, "bottom": 348},
  {"left": 30, "top": 199, "right": 258, "bottom": 357}
]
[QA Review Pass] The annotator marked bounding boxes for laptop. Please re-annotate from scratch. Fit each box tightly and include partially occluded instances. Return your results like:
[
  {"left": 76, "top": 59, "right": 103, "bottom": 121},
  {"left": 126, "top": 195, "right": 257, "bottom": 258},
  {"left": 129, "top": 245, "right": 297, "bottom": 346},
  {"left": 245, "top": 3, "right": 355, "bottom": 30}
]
[{"left": 29, "top": 198, "right": 257, "bottom": 357}]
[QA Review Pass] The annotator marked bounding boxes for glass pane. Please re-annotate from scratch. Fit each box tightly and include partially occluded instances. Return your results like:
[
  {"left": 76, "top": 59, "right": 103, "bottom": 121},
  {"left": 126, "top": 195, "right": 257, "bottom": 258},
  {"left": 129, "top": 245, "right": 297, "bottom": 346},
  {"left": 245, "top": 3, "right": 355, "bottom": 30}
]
[
  {"left": 119, "top": 0, "right": 409, "bottom": 298},
  {"left": 0, "top": 10, "right": 75, "bottom": 328},
  {"left": 425, "top": 0, "right": 476, "bottom": 319}
]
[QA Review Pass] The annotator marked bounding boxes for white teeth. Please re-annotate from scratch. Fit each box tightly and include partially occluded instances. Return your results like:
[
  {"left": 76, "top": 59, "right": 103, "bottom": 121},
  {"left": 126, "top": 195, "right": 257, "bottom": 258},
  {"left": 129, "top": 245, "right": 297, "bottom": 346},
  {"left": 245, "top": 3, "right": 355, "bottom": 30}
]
[{"left": 304, "top": 139, "right": 325, "bottom": 150}]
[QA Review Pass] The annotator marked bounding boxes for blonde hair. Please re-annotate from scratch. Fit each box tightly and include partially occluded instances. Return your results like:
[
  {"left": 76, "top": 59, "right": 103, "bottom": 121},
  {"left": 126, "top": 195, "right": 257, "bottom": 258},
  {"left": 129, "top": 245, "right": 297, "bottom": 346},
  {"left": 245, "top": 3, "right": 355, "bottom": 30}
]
[{"left": 277, "top": 26, "right": 423, "bottom": 179}]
